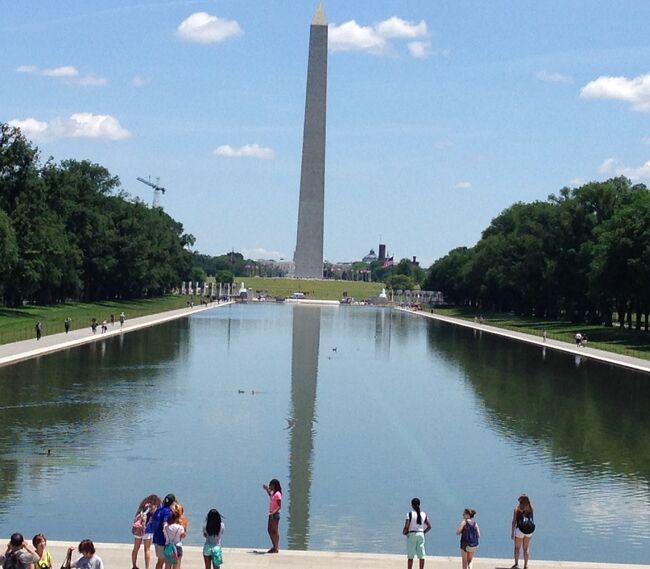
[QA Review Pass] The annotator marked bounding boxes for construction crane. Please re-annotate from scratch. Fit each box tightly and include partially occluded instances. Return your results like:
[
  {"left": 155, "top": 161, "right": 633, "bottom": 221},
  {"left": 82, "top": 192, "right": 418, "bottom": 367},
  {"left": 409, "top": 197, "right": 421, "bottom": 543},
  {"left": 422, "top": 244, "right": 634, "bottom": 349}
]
[{"left": 136, "top": 176, "right": 167, "bottom": 208}]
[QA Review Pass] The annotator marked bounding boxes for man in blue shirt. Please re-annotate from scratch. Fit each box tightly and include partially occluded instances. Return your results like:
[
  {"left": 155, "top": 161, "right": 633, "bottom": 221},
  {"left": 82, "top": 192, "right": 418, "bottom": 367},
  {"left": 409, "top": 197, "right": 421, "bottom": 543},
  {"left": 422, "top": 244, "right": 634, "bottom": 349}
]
[{"left": 152, "top": 494, "right": 175, "bottom": 569}]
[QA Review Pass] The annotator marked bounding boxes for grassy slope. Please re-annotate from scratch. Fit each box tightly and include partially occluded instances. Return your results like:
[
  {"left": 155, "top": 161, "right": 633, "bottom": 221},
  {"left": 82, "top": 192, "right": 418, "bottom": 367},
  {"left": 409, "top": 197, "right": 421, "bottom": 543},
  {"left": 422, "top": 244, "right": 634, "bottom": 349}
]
[
  {"left": 432, "top": 306, "right": 650, "bottom": 360},
  {"left": 235, "top": 277, "right": 384, "bottom": 301},
  {"left": 0, "top": 296, "right": 193, "bottom": 345}
]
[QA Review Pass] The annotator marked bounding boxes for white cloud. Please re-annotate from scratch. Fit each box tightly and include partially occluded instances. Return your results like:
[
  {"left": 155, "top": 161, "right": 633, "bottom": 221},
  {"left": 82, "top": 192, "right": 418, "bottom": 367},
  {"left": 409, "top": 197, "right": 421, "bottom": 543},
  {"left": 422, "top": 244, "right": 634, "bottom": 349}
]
[
  {"left": 132, "top": 75, "right": 149, "bottom": 87},
  {"left": 241, "top": 247, "right": 288, "bottom": 261},
  {"left": 213, "top": 144, "right": 274, "bottom": 159},
  {"left": 14, "top": 64, "right": 107, "bottom": 86},
  {"left": 375, "top": 16, "right": 427, "bottom": 39},
  {"left": 580, "top": 73, "right": 650, "bottom": 112},
  {"left": 408, "top": 41, "right": 431, "bottom": 59},
  {"left": 599, "top": 157, "right": 618, "bottom": 174},
  {"left": 329, "top": 20, "right": 386, "bottom": 53},
  {"left": 642, "top": 136, "right": 650, "bottom": 145},
  {"left": 176, "top": 12, "right": 243, "bottom": 44},
  {"left": 536, "top": 70, "right": 574, "bottom": 84},
  {"left": 598, "top": 157, "right": 650, "bottom": 182},
  {"left": 456, "top": 181, "right": 472, "bottom": 189},
  {"left": 76, "top": 74, "right": 109, "bottom": 87},
  {"left": 568, "top": 178, "right": 586, "bottom": 187},
  {"left": 42, "top": 65, "right": 79, "bottom": 77},
  {"left": 9, "top": 113, "right": 131, "bottom": 142},
  {"left": 329, "top": 16, "right": 433, "bottom": 57}
]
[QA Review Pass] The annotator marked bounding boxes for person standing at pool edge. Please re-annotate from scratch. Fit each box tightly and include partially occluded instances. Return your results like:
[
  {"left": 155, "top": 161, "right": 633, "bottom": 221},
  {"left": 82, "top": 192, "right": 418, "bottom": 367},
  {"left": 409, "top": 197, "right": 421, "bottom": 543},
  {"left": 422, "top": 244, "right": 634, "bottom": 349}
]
[
  {"left": 511, "top": 494, "right": 535, "bottom": 569},
  {"left": 263, "top": 479, "right": 282, "bottom": 553},
  {"left": 456, "top": 508, "right": 480, "bottom": 569},
  {"left": 152, "top": 494, "right": 175, "bottom": 569},
  {"left": 402, "top": 497, "right": 431, "bottom": 569}
]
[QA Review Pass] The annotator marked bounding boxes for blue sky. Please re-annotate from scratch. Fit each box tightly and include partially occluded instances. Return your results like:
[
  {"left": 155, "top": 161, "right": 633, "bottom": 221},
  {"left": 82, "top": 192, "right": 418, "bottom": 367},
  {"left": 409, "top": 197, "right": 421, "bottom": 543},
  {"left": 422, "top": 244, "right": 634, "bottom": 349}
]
[{"left": 3, "top": 1, "right": 650, "bottom": 266}]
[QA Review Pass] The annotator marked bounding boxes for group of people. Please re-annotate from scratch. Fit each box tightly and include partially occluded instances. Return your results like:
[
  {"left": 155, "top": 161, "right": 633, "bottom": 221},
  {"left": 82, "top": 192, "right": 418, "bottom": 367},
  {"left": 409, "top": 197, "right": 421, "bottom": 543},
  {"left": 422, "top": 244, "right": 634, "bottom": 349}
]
[
  {"left": 0, "top": 533, "right": 103, "bottom": 569},
  {"left": 403, "top": 494, "right": 535, "bottom": 569},
  {"left": 33, "top": 313, "right": 126, "bottom": 340},
  {"left": 129, "top": 480, "right": 282, "bottom": 569}
]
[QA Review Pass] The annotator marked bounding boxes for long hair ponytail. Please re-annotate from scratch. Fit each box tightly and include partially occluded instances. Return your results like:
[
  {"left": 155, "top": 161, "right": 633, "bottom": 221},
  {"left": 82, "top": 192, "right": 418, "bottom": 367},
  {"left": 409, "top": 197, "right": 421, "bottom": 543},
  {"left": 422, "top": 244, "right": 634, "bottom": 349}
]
[{"left": 411, "top": 497, "right": 422, "bottom": 525}]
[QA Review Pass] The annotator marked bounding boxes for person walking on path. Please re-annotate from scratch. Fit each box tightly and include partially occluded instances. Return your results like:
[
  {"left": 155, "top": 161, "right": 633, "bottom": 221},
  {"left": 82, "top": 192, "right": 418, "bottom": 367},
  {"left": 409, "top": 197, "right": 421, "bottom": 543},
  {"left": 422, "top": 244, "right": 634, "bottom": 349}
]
[
  {"left": 152, "top": 494, "right": 175, "bottom": 569},
  {"left": 262, "top": 479, "right": 282, "bottom": 553},
  {"left": 0, "top": 533, "right": 39, "bottom": 569},
  {"left": 402, "top": 497, "right": 432, "bottom": 569},
  {"left": 35, "top": 321, "right": 43, "bottom": 341},
  {"left": 119, "top": 312, "right": 126, "bottom": 328},
  {"left": 64, "top": 318, "right": 72, "bottom": 334},
  {"left": 131, "top": 494, "right": 161, "bottom": 569},
  {"left": 202, "top": 509, "right": 225, "bottom": 569},
  {"left": 511, "top": 494, "right": 535, "bottom": 569},
  {"left": 32, "top": 534, "right": 52, "bottom": 569},
  {"left": 68, "top": 540, "right": 103, "bottom": 569},
  {"left": 456, "top": 508, "right": 480, "bottom": 569}
]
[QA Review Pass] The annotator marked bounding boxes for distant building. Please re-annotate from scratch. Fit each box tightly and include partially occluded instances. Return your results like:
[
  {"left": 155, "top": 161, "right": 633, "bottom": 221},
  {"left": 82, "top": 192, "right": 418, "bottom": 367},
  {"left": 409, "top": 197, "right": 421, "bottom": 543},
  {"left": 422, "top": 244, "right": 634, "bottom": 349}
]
[
  {"left": 378, "top": 244, "right": 386, "bottom": 262},
  {"left": 362, "top": 249, "right": 378, "bottom": 263}
]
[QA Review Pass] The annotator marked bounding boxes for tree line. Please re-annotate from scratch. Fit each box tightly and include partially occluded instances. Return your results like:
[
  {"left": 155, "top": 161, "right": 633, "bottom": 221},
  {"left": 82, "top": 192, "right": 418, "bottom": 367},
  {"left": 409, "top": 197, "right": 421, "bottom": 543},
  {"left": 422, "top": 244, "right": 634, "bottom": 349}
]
[
  {"left": 0, "top": 123, "right": 195, "bottom": 307},
  {"left": 423, "top": 177, "right": 650, "bottom": 328}
]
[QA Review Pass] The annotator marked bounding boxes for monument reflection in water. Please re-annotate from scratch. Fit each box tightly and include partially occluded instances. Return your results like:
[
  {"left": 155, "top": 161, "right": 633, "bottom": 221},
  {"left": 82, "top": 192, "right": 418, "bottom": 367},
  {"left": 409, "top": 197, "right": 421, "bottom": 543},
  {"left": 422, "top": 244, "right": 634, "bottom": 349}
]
[{"left": 287, "top": 305, "right": 320, "bottom": 549}]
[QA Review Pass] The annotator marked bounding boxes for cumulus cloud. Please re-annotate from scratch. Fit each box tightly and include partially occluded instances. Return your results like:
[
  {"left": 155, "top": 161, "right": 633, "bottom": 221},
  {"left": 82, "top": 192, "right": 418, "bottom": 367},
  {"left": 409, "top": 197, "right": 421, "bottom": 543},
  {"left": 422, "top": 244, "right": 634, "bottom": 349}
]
[
  {"left": 581, "top": 73, "right": 650, "bottom": 112},
  {"left": 536, "top": 70, "right": 574, "bottom": 84},
  {"left": 375, "top": 16, "right": 427, "bottom": 38},
  {"left": 241, "top": 247, "right": 288, "bottom": 261},
  {"left": 598, "top": 157, "right": 650, "bottom": 182},
  {"left": 213, "top": 144, "right": 274, "bottom": 159},
  {"left": 15, "top": 64, "right": 107, "bottom": 86},
  {"left": 8, "top": 113, "right": 131, "bottom": 142},
  {"left": 456, "top": 181, "right": 472, "bottom": 189},
  {"left": 329, "top": 16, "right": 432, "bottom": 57},
  {"left": 176, "top": 12, "right": 243, "bottom": 44},
  {"left": 408, "top": 41, "right": 432, "bottom": 59}
]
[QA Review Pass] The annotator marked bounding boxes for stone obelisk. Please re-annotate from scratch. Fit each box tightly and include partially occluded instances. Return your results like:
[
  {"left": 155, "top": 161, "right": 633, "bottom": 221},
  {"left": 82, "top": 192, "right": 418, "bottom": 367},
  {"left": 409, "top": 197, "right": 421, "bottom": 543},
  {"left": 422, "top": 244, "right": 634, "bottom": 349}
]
[{"left": 293, "top": 3, "right": 328, "bottom": 279}]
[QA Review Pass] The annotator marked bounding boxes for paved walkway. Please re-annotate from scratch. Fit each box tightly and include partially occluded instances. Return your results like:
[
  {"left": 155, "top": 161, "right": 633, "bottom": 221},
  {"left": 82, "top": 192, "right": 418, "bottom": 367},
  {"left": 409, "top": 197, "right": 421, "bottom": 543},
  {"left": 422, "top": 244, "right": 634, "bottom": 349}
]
[
  {"left": 42, "top": 542, "right": 649, "bottom": 569},
  {"left": 397, "top": 308, "right": 650, "bottom": 374},
  {"left": 0, "top": 301, "right": 233, "bottom": 368}
]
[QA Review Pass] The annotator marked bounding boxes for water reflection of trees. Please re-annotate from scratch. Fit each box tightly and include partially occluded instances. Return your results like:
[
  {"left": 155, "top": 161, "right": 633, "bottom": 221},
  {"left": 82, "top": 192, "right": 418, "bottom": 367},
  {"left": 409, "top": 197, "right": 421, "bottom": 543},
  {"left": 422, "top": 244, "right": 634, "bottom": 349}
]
[
  {"left": 0, "top": 320, "right": 186, "bottom": 514},
  {"left": 425, "top": 320, "right": 650, "bottom": 481}
]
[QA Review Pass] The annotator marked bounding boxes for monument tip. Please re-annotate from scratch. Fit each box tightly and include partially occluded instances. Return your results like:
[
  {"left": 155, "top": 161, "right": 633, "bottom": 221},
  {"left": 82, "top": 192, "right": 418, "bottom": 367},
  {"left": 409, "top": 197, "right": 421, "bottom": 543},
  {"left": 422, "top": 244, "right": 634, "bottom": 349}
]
[{"left": 312, "top": 2, "right": 327, "bottom": 26}]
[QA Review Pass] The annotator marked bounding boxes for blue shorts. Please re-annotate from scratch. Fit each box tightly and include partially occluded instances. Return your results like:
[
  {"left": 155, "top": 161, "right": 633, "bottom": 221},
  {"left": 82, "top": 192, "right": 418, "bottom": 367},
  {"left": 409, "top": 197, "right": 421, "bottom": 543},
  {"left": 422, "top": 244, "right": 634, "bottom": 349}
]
[{"left": 271, "top": 512, "right": 280, "bottom": 521}]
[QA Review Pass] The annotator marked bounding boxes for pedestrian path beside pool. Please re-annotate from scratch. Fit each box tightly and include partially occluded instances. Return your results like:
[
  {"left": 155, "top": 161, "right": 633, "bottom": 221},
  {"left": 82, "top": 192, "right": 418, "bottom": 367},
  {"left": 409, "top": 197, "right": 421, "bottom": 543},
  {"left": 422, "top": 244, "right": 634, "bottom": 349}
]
[
  {"left": 43, "top": 541, "right": 650, "bottom": 569},
  {"left": 0, "top": 301, "right": 233, "bottom": 368},
  {"left": 397, "top": 307, "right": 650, "bottom": 375}
]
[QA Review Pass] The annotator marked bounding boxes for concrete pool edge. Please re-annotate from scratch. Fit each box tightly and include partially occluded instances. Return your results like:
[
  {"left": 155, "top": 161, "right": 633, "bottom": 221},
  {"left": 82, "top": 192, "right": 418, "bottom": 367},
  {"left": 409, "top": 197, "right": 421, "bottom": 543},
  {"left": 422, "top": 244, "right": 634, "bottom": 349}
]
[
  {"left": 40, "top": 541, "right": 650, "bottom": 569},
  {"left": 397, "top": 307, "right": 650, "bottom": 375},
  {"left": 0, "top": 301, "right": 234, "bottom": 368}
]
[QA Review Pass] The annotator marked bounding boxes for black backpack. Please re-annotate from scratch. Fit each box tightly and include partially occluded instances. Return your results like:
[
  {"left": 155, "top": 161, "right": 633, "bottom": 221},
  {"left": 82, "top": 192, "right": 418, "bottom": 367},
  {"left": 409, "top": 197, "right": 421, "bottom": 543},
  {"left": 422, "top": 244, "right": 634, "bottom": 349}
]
[
  {"left": 517, "top": 510, "right": 536, "bottom": 534},
  {"left": 462, "top": 520, "right": 479, "bottom": 547},
  {"left": 4, "top": 552, "right": 18, "bottom": 569}
]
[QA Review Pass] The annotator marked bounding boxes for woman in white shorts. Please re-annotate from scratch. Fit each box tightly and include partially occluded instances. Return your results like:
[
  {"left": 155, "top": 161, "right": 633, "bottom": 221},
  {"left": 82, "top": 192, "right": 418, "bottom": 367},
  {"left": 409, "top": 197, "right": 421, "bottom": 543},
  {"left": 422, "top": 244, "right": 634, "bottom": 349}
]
[
  {"left": 511, "top": 494, "right": 535, "bottom": 569},
  {"left": 131, "top": 495, "right": 161, "bottom": 569}
]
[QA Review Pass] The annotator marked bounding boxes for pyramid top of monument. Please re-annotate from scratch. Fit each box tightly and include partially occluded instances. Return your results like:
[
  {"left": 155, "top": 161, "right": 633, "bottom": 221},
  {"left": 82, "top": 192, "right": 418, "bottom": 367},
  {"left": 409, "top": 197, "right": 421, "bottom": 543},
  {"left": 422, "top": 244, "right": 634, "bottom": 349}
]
[{"left": 312, "top": 2, "right": 327, "bottom": 26}]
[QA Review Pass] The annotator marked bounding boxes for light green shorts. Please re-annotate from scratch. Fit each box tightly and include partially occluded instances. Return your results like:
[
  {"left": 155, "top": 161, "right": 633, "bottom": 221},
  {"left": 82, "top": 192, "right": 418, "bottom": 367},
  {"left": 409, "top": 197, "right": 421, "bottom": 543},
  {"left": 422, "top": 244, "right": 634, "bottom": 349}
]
[{"left": 407, "top": 532, "right": 426, "bottom": 559}]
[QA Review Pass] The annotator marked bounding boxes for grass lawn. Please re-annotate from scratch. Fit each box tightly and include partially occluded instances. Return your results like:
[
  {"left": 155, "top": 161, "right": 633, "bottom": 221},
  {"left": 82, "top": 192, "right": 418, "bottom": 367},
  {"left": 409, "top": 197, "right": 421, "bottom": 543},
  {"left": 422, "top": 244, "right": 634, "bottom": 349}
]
[
  {"left": 432, "top": 306, "right": 650, "bottom": 360},
  {"left": 0, "top": 296, "right": 194, "bottom": 345},
  {"left": 235, "top": 277, "right": 384, "bottom": 302}
]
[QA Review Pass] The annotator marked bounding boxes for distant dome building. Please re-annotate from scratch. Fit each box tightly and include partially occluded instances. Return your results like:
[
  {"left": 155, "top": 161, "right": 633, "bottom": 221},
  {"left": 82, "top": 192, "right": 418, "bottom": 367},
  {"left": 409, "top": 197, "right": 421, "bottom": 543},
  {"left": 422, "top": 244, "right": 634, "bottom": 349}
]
[{"left": 362, "top": 249, "right": 378, "bottom": 263}]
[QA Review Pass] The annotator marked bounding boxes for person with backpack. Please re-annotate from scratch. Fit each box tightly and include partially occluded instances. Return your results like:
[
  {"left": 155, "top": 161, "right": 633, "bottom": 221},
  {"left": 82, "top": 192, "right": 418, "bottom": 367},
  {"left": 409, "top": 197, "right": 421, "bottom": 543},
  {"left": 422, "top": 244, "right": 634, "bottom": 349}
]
[
  {"left": 152, "top": 494, "right": 176, "bottom": 569},
  {"left": 202, "top": 508, "right": 225, "bottom": 569},
  {"left": 456, "top": 508, "right": 480, "bottom": 569},
  {"left": 511, "top": 494, "right": 535, "bottom": 569},
  {"left": 0, "top": 533, "right": 39, "bottom": 569},
  {"left": 131, "top": 494, "right": 161, "bottom": 569},
  {"left": 402, "top": 497, "right": 432, "bottom": 569}
]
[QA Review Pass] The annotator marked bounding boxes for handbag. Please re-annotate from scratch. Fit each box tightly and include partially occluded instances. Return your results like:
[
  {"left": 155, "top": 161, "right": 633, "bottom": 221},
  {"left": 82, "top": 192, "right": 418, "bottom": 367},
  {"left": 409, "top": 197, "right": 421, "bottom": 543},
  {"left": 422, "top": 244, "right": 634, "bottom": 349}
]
[
  {"left": 132, "top": 513, "right": 145, "bottom": 537},
  {"left": 60, "top": 550, "right": 72, "bottom": 569},
  {"left": 210, "top": 546, "right": 223, "bottom": 566}
]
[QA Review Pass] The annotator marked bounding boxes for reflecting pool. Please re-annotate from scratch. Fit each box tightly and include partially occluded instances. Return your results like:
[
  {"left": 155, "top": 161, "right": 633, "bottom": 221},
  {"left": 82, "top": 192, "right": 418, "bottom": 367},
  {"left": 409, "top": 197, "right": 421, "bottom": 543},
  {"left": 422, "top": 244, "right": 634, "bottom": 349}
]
[{"left": 0, "top": 304, "right": 648, "bottom": 563}]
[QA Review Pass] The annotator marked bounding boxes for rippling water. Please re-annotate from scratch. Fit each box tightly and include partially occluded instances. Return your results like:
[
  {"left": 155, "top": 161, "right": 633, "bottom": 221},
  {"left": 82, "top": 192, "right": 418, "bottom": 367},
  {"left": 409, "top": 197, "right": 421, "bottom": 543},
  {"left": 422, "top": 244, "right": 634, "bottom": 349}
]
[{"left": 0, "top": 304, "right": 648, "bottom": 564}]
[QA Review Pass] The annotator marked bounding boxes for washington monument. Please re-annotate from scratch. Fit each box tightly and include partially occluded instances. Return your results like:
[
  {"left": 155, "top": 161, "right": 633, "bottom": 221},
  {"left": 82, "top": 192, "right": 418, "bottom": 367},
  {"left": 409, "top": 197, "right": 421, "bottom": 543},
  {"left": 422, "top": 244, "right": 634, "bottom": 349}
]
[{"left": 293, "top": 4, "right": 328, "bottom": 278}]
